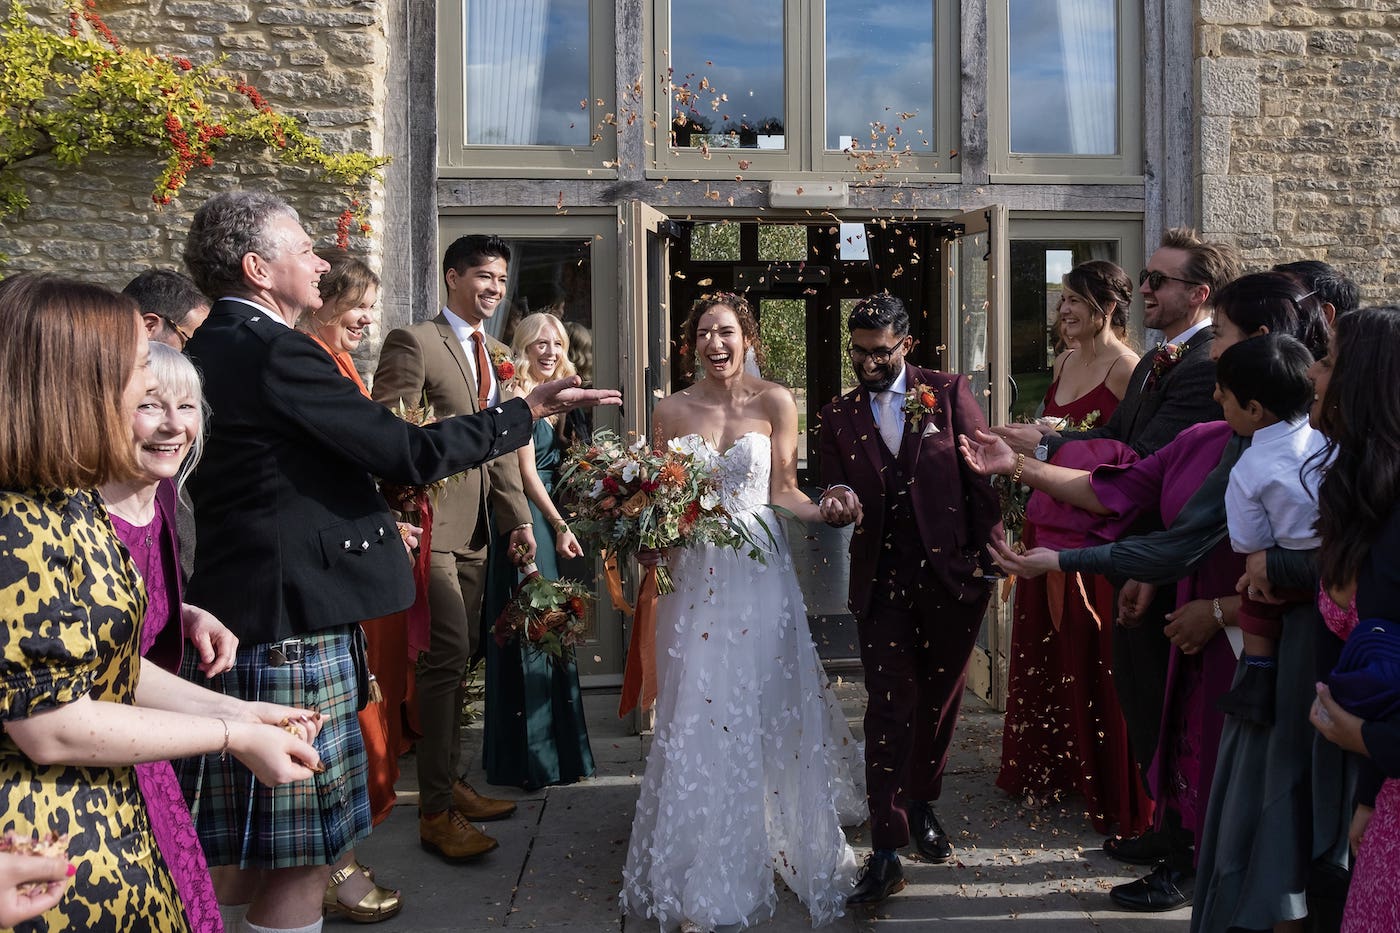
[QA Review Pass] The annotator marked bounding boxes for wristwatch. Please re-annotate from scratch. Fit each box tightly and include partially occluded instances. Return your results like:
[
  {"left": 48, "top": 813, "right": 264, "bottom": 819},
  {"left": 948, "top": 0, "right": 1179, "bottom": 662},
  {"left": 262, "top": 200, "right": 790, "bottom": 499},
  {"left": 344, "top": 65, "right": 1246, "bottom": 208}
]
[{"left": 1034, "top": 439, "right": 1050, "bottom": 461}]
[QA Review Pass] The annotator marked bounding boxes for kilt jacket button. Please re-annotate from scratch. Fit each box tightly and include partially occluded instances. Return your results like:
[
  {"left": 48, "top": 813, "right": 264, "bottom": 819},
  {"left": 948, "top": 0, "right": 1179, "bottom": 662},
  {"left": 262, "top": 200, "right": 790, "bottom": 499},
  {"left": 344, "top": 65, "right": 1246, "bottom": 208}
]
[
  {"left": 360, "top": 540, "right": 370, "bottom": 549},
  {"left": 342, "top": 540, "right": 352, "bottom": 549}
]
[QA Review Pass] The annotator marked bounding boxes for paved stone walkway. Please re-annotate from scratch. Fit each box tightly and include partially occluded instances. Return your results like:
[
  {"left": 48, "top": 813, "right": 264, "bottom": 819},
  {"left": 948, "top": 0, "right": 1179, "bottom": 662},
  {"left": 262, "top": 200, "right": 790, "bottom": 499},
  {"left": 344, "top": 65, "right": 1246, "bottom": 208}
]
[{"left": 353, "top": 679, "right": 1188, "bottom": 931}]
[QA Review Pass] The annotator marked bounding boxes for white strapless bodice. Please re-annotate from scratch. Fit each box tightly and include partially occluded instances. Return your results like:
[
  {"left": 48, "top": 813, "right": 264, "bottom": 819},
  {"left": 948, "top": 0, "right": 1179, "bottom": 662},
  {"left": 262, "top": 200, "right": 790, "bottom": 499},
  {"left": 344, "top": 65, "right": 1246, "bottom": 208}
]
[{"left": 670, "top": 431, "right": 771, "bottom": 515}]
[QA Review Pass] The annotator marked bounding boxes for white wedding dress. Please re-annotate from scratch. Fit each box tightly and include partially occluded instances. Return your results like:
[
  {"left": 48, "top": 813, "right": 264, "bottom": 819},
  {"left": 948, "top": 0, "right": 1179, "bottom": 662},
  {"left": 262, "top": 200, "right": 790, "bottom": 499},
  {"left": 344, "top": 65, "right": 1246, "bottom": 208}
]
[{"left": 620, "top": 432, "right": 865, "bottom": 931}]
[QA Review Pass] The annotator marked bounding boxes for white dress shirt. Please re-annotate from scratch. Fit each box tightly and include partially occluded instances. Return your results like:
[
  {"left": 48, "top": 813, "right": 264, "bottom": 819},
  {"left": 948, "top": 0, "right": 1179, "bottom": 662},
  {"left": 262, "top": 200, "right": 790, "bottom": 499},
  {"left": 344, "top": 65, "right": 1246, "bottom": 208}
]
[
  {"left": 441, "top": 306, "right": 499, "bottom": 406},
  {"left": 1225, "top": 416, "right": 1329, "bottom": 553},
  {"left": 868, "top": 368, "right": 909, "bottom": 432}
]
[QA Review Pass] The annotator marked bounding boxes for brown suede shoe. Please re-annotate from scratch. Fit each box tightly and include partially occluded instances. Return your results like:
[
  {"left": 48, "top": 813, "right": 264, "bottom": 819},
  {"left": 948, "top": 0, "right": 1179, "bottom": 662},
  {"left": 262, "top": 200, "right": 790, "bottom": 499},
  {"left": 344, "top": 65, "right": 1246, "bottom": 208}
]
[
  {"left": 452, "top": 780, "right": 517, "bottom": 822},
  {"left": 419, "top": 809, "right": 498, "bottom": 862}
]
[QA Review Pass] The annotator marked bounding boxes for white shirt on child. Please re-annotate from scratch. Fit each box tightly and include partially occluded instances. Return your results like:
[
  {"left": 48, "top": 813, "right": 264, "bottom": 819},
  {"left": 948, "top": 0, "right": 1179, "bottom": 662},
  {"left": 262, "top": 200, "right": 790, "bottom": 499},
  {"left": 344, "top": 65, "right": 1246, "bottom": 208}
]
[{"left": 1225, "top": 417, "right": 1329, "bottom": 554}]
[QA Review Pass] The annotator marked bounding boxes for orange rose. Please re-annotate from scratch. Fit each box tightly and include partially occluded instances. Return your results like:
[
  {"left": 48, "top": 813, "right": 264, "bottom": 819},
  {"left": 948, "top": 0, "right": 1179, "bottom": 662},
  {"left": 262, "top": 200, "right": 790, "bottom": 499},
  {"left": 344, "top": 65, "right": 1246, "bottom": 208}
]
[{"left": 920, "top": 391, "right": 936, "bottom": 408}]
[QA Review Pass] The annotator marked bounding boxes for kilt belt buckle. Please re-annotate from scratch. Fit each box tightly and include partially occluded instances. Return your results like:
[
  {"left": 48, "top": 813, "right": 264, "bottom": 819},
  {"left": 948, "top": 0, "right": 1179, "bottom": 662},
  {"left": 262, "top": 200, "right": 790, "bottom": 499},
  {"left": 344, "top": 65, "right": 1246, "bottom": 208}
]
[{"left": 266, "top": 638, "right": 306, "bottom": 667}]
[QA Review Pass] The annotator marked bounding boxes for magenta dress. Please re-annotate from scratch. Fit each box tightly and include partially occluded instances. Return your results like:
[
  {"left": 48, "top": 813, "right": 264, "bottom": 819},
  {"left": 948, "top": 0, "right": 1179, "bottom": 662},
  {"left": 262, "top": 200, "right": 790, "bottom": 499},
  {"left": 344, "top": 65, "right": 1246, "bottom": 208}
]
[
  {"left": 997, "top": 369, "right": 1154, "bottom": 835},
  {"left": 109, "top": 489, "right": 223, "bottom": 933},
  {"left": 1084, "top": 421, "right": 1243, "bottom": 850}
]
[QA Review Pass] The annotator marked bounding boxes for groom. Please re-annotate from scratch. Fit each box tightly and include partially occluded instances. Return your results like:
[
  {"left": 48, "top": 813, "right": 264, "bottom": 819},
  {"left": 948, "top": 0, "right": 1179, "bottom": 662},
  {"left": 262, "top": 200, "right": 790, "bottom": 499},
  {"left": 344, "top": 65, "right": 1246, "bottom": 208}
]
[{"left": 818, "top": 294, "right": 1002, "bottom": 905}]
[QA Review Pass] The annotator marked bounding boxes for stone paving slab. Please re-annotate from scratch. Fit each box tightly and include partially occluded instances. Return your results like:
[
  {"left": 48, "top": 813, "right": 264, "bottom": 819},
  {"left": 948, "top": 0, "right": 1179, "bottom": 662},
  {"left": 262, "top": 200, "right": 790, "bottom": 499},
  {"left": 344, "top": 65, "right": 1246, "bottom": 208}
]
[{"left": 349, "top": 683, "right": 1187, "bottom": 933}]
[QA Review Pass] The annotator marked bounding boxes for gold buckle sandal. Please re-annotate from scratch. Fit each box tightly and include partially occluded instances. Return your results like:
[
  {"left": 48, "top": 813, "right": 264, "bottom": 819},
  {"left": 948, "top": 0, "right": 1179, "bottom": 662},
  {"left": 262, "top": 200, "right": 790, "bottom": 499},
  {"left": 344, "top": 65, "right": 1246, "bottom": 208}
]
[{"left": 323, "top": 860, "right": 403, "bottom": 924}]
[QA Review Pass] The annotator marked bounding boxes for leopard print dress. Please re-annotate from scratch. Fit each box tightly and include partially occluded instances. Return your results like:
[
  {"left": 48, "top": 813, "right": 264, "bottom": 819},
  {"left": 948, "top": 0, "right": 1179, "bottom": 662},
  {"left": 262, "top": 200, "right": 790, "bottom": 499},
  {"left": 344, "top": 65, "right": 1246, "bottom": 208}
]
[{"left": 0, "top": 487, "right": 189, "bottom": 932}]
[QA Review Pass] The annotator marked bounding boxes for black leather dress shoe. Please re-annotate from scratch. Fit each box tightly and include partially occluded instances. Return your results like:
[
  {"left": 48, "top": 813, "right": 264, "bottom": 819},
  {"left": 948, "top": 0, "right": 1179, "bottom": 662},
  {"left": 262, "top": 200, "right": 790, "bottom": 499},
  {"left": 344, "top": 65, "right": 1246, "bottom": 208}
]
[
  {"left": 846, "top": 856, "right": 906, "bottom": 906},
  {"left": 910, "top": 802, "right": 953, "bottom": 863},
  {"left": 1109, "top": 863, "right": 1194, "bottom": 912},
  {"left": 1102, "top": 830, "right": 1172, "bottom": 866}
]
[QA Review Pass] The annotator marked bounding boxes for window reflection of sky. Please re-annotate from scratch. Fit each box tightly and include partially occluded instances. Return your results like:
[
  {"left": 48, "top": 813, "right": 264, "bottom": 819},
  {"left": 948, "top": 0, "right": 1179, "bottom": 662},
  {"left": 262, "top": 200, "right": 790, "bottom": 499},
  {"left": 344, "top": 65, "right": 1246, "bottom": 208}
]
[
  {"left": 465, "top": 0, "right": 589, "bottom": 147},
  {"left": 670, "top": 0, "right": 785, "bottom": 141},
  {"left": 825, "top": 1, "right": 934, "bottom": 151},
  {"left": 1008, "top": 0, "right": 1117, "bottom": 154},
  {"left": 536, "top": 0, "right": 590, "bottom": 145}
]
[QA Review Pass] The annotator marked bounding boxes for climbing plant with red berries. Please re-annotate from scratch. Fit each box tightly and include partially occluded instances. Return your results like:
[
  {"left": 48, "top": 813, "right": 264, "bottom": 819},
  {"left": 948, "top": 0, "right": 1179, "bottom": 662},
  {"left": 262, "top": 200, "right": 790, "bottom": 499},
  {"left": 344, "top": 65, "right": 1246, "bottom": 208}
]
[{"left": 0, "top": 0, "right": 389, "bottom": 249}]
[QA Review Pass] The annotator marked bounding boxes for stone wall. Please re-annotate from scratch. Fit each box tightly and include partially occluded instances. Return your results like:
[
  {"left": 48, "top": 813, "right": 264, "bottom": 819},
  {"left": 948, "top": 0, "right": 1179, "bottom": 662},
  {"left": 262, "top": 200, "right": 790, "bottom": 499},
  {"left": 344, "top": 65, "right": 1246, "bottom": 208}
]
[
  {"left": 0, "top": 0, "right": 388, "bottom": 296},
  {"left": 1199, "top": 0, "right": 1399, "bottom": 299}
]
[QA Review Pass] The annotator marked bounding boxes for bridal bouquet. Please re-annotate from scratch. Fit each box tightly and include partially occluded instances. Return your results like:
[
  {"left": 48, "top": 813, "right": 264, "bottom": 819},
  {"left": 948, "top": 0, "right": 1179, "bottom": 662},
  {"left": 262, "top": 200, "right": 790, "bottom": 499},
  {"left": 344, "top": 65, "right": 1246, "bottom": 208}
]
[
  {"left": 492, "top": 566, "right": 592, "bottom": 664},
  {"left": 555, "top": 429, "right": 747, "bottom": 594}
]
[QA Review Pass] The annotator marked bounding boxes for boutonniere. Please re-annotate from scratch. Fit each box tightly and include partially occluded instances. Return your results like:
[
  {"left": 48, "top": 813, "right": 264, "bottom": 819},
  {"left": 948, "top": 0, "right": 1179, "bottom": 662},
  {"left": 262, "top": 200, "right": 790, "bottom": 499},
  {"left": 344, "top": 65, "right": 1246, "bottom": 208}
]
[
  {"left": 489, "top": 345, "right": 516, "bottom": 383},
  {"left": 1146, "top": 343, "right": 1185, "bottom": 390},
  {"left": 903, "top": 383, "right": 941, "bottom": 436}
]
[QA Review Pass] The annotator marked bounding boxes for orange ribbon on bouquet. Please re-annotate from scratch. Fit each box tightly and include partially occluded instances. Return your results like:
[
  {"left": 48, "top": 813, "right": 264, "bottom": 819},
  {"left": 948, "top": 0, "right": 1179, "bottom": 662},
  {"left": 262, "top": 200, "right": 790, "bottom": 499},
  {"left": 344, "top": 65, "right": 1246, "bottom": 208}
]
[{"left": 611, "top": 551, "right": 660, "bottom": 718}]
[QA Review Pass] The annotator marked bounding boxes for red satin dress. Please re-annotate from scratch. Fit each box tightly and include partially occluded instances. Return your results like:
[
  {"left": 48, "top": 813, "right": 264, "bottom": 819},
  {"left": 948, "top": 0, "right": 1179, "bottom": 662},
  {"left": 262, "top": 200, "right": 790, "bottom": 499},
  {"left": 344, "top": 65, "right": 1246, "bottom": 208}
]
[{"left": 995, "top": 363, "right": 1154, "bottom": 836}]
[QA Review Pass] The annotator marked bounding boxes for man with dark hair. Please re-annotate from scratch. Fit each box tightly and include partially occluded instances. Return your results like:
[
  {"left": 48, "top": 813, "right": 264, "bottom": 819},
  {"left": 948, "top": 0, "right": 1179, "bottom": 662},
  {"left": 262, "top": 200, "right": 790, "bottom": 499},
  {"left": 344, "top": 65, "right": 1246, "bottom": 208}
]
[
  {"left": 371, "top": 234, "right": 535, "bottom": 863},
  {"left": 817, "top": 293, "right": 1002, "bottom": 905},
  {"left": 123, "top": 267, "right": 211, "bottom": 349},
  {"left": 1273, "top": 258, "right": 1360, "bottom": 323},
  {"left": 176, "top": 193, "right": 616, "bottom": 933}
]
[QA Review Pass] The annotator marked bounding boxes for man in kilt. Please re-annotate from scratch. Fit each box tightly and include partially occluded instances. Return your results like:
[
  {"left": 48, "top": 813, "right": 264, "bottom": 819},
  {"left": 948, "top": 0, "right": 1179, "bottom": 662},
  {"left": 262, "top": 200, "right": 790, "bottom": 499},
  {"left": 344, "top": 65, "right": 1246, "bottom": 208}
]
[{"left": 174, "top": 191, "right": 619, "bottom": 933}]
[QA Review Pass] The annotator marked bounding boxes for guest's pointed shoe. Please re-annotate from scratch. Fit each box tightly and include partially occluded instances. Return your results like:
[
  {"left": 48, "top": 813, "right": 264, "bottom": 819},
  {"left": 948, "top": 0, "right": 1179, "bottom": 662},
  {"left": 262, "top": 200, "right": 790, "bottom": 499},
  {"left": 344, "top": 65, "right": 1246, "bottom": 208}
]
[
  {"left": 910, "top": 802, "right": 953, "bottom": 863},
  {"left": 1109, "top": 862, "right": 1193, "bottom": 912},
  {"left": 846, "top": 855, "right": 906, "bottom": 906},
  {"left": 452, "top": 779, "right": 517, "bottom": 821}
]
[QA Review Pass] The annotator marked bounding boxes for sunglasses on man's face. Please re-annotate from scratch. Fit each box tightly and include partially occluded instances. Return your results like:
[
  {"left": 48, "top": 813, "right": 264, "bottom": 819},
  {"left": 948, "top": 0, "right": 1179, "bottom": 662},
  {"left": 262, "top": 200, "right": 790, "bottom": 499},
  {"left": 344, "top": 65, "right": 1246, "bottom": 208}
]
[{"left": 1139, "top": 269, "right": 1203, "bottom": 291}]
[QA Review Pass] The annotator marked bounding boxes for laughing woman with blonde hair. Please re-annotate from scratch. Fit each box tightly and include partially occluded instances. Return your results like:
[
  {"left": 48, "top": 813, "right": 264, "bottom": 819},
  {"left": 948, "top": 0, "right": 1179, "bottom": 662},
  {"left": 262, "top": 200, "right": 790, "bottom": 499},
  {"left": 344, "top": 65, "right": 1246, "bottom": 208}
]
[{"left": 481, "top": 311, "right": 596, "bottom": 790}]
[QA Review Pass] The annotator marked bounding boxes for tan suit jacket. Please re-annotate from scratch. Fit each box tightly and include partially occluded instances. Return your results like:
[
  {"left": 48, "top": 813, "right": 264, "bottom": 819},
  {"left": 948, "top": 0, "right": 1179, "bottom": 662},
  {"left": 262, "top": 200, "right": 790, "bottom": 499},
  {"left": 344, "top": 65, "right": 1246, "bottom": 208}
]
[{"left": 372, "top": 314, "right": 531, "bottom": 550}]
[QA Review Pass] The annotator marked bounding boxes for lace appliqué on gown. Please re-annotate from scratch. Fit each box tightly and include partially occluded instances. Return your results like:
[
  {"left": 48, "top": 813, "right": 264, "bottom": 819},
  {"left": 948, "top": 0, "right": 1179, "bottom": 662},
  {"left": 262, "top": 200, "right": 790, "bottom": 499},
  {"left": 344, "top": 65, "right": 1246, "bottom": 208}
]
[{"left": 621, "top": 433, "right": 864, "bottom": 931}]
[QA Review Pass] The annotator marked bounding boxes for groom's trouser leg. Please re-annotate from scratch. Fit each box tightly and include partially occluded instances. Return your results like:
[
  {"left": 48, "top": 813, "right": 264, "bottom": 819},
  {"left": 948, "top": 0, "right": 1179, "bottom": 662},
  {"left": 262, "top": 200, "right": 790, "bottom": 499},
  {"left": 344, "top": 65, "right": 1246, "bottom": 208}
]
[
  {"left": 859, "top": 583, "right": 988, "bottom": 851},
  {"left": 907, "top": 588, "right": 988, "bottom": 804}
]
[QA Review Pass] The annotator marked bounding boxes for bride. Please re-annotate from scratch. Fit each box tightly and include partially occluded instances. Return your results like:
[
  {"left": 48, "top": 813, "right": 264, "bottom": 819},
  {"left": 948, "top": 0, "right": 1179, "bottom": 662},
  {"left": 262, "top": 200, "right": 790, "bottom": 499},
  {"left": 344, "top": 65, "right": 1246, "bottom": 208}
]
[{"left": 620, "top": 293, "right": 866, "bottom": 932}]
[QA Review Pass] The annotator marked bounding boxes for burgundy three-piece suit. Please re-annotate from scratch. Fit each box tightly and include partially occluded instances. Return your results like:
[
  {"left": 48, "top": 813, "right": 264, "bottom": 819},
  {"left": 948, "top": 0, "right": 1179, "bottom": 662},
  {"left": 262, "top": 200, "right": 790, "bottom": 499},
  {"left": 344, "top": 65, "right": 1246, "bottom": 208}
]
[{"left": 819, "top": 364, "right": 1002, "bottom": 849}]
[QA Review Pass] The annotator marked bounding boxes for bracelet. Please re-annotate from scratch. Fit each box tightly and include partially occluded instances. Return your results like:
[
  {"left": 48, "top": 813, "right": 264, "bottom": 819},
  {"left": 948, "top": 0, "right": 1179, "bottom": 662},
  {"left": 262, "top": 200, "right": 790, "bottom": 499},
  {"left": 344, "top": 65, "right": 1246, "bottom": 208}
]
[
  {"left": 551, "top": 517, "right": 570, "bottom": 534},
  {"left": 1010, "top": 452, "right": 1027, "bottom": 485},
  {"left": 511, "top": 523, "right": 532, "bottom": 533},
  {"left": 1212, "top": 597, "right": 1225, "bottom": 629},
  {"left": 217, "top": 718, "right": 230, "bottom": 761}
]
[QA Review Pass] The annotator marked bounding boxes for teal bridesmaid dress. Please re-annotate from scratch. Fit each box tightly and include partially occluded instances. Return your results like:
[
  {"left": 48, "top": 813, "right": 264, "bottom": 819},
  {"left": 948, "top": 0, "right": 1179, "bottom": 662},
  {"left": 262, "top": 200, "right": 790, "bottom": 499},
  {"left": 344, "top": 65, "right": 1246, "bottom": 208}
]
[{"left": 482, "top": 418, "right": 596, "bottom": 789}]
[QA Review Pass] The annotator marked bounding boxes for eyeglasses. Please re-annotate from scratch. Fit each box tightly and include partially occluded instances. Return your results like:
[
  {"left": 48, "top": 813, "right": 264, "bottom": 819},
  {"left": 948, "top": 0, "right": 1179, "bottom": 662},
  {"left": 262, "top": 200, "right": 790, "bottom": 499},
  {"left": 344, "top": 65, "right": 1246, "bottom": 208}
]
[
  {"left": 846, "top": 344, "right": 902, "bottom": 366},
  {"left": 164, "top": 318, "right": 194, "bottom": 349},
  {"left": 1139, "top": 269, "right": 1203, "bottom": 291}
]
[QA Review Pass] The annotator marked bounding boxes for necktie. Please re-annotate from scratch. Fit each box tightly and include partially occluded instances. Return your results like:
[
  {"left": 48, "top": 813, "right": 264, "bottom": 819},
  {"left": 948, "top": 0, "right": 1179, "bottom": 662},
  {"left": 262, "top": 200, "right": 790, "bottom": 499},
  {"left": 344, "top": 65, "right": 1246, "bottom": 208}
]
[
  {"left": 878, "top": 391, "right": 903, "bottom": 455},
  {"left": 470, "top": 331, "right": 491, "bottom": 410}
]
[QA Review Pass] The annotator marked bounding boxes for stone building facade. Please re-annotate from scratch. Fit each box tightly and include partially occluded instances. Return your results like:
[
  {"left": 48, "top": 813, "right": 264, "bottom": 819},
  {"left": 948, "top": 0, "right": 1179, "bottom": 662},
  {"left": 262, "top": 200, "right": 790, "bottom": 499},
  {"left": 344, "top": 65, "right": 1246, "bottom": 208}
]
[{"left": 1199, "top": 0, "right": 1399, "bottom": 289}]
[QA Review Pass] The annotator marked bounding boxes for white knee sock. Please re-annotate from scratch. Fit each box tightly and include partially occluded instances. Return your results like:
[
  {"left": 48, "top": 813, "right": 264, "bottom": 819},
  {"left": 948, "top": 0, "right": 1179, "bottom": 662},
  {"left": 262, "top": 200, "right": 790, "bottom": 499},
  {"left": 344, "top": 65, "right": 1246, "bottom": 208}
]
[
  {"left": 218, "top": 903, "right": 249, "bottom": 933},
  {"left": 243, "top": 920, "right": 323, "bottom": 933}
]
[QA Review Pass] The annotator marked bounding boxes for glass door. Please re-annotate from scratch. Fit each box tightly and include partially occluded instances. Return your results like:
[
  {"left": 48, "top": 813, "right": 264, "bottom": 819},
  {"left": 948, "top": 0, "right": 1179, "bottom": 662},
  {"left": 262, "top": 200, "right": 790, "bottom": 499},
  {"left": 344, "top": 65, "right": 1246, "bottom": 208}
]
[{"left": 940, "top": 205, "right": 1011, "bottom": 708}]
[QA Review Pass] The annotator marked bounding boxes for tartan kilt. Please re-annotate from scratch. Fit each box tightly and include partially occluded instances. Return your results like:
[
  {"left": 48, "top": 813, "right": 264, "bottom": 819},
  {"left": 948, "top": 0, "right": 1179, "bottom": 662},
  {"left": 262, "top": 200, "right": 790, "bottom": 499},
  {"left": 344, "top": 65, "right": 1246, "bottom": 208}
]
[{"left": 174, "top": 625, "right": 371, "bottom": 869}]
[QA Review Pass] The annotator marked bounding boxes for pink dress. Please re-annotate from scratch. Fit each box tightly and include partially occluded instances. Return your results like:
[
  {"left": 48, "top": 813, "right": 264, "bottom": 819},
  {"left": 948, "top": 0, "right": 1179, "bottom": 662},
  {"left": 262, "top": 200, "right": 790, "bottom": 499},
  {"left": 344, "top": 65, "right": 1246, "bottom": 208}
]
[
  {"left": 110, "top": 507, "right": 223, "bottom": 933},
  {"left": 1325, "top": 588, "right": 1400, "bottom": 932}
]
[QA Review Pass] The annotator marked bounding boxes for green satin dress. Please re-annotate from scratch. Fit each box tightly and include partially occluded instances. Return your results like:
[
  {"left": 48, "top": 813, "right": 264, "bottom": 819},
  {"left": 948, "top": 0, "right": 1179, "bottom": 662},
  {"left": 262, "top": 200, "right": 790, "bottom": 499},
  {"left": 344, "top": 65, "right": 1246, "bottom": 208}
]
[{"left": 482, "top": 419, "right": 596, "bottom": 789}]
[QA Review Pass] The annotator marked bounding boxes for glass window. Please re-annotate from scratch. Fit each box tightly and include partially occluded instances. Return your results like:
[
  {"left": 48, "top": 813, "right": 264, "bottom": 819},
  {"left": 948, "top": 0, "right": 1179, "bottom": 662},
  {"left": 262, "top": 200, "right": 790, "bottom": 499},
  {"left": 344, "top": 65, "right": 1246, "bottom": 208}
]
[
  {"left": 824, "top": 0, "right": 935, "bottom": 155},
  {"left": 758, "top": 298, "right": 808, "bottom": 466},
  {"left": 1007, "top": 0, "right": 1118, "bottom": 155},
  {"left": 478, "top": 236, "right": 600, "bottom": 637},
  {"left": 1008, "top": 238, "right": 1123, "bottom": 421},
  {"left": 757, "top": 225, "right": 806, "bottom": 262},
  {"left": 668, "top": 0, "right": 786, "bottom": 150},
  {"left": 690, "top": 222, "right": 741, "bottom": 262},
  {"left": 463, "top": 0, "right": 591, "bottom": 147}
]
